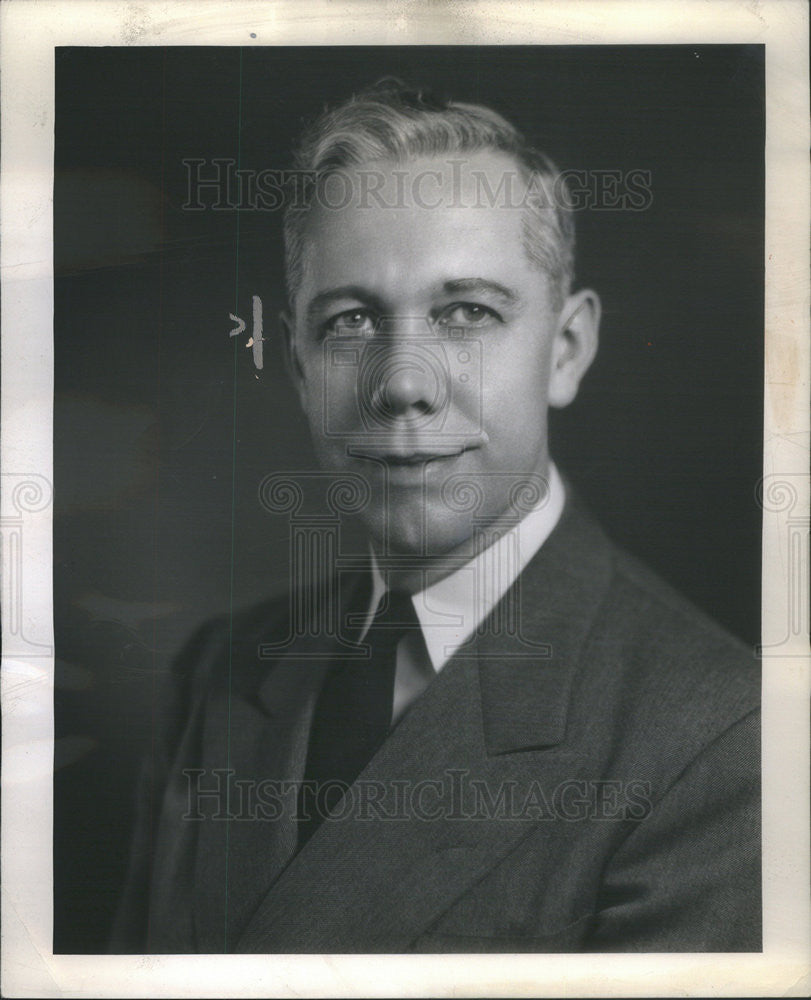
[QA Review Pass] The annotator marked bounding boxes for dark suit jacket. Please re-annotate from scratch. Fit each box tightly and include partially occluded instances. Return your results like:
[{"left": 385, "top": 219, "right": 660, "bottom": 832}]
[{"left": 111, "top": 495, "right": 761, "bottom": 953}]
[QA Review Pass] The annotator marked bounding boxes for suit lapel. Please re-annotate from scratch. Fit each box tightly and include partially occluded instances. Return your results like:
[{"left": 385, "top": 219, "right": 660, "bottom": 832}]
[
  {"left": 234, "top": 647, "right": 531, "bottom": 952},
  {"left": 192, "top": 572, "right": 369, "bottom": 951},
  {"left": 476, "top": 492, "right": 613, "bottom": 754},
  {"left": 190, "top": 644, "right": 323, "bottom": 950},
  {"left": 235, "top": 497, "right": 615, "bottom": 952}
]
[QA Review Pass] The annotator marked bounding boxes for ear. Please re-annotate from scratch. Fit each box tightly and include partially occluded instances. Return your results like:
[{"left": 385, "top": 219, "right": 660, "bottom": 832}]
[
  {"left": 279, "top": 308, "right": 307, "bottom": 401},
  {"left": 547, "top": 288, "right": 601, "bottom": 409}
]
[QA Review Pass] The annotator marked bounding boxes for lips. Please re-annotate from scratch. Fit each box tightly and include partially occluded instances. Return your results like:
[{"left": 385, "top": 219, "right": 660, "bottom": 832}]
[
  {"left": 383, "top": 449, "right": 465, "bottom": 465},
  {"left": 353, "top": 446, "right": 470, "bottom": 465}
]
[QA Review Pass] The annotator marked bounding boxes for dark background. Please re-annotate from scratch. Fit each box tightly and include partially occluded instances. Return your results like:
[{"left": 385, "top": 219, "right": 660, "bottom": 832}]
[{"left": 53, "top": 45, "right": 764, "bottom": 952}]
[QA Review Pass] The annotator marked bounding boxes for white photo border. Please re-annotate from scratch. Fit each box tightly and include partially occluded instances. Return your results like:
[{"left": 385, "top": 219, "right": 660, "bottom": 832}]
[{"left": 1, "top": 1, "right": 808, "bottom": 996}]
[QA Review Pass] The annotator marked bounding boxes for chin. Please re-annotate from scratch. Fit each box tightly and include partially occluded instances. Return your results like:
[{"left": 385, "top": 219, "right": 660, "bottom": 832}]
[{"left": 363, "top": 504, "right": 476, "bottom": 560}]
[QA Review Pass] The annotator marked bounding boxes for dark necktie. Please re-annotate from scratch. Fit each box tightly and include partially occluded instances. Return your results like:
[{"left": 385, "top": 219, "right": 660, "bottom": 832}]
[{"left": 297, "top": 589, "right": 420, "bottom": 848}]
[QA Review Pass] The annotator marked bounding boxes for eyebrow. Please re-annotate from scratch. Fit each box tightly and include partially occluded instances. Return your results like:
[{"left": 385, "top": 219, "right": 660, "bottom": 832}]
[{"left": 441, "top": 278, "right": 522, "bottom": 306}]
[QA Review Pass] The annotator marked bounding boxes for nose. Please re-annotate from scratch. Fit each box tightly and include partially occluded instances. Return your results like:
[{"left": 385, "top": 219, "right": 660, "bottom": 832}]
[
  {"left": 365, "top": 322, "right": 447, "bottom": 423},
  {"left": 378, "top": 354, "right": 435, "bottom": 415}
]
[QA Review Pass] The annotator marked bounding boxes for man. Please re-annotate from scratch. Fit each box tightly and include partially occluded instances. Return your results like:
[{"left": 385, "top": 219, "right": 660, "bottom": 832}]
[{"left": 112, "top": 80, "right": 760, "bottom": 953}]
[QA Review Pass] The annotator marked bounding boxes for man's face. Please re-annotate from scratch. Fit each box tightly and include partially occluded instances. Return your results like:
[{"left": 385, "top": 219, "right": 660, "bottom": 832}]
[{"left": 285, "top": 151, "right": 598, "bottom": 558}]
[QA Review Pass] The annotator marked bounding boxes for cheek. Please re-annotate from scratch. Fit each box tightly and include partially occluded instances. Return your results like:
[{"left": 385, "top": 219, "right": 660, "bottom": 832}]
[
  {"left": 295, "top": 356, "right": 328, "bottom": 439},
  {"left": 480, "top": 335, "right": 552, "bottom": 429},
  {"left": 298, "top": 347, "right": 332, "bottom": 402}
]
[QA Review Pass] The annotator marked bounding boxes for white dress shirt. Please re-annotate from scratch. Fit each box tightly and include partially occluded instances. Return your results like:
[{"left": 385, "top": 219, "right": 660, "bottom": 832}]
[{"left": 360, "top": 464, "right": 566, "bottom": 724}]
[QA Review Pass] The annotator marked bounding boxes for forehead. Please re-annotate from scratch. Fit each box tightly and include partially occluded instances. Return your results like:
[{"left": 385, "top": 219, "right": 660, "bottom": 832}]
[{"left": 295, "top": 150, "right": 540, "bottom": 302}]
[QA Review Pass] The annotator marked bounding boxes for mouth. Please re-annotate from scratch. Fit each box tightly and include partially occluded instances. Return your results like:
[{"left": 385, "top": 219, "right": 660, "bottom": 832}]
[
  {"left": 352, "top": 445, "right": 474, "bottom": 466},
  {"left": 384, "top": 449, "right": 466, "bottom": 465}
]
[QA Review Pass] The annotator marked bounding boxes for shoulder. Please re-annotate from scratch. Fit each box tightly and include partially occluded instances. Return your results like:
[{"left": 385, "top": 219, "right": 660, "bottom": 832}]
[
  {"left": 552, "top": 493, "right": 760, "bottom": 780},
  {"left": 599, "top": 540, "right": 759, "bottom": 713},
  {"left": 164, "top": 592, "right": 291, "bottom": 707}
]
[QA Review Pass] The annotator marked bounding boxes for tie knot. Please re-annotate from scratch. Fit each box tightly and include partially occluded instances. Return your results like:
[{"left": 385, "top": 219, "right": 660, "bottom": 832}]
[{"left": 367, "top": 590, "right": 420, "bottom": 650}]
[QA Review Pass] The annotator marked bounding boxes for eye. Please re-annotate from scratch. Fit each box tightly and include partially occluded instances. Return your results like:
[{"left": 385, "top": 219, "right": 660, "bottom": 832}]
[
  {"left": 322, "top": 308, "right": 377, "bottom": 337},
  {"left": 436, "top": 302, "right": 501, "bottom": 328}
]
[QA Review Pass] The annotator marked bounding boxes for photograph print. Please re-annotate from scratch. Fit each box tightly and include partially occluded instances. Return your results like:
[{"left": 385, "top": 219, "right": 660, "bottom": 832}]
[{"left": 52, "top": 44, "right": 764, "bottom": 954}]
